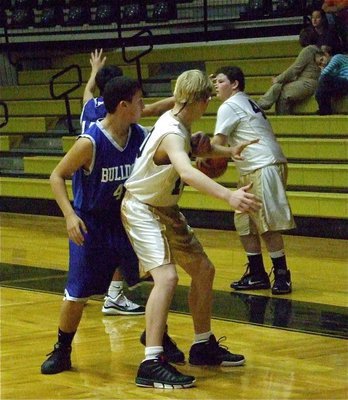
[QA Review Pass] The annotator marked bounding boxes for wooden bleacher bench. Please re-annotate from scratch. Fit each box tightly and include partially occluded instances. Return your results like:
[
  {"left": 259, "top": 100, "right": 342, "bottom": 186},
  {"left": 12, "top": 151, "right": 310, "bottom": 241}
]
[
  {"left": 1, "top": 85, "right": 84, "bottom": 101},
  {"left": 61, "top": 136, "right": 348, "bottom": 161},
  {"left": 0, "top": 176, "right": 346, "bottom": 220},
  {"left": 20, "top": 155, "right": 348, "bottom": 191},
  {"left": 139, "top": 115, "right": 348, "bottom": 136},
  {"left": 51, "top": 40, "right": 302, "bottom": 69},
  {"left": 0, "top": 136, "right": 23, "bottom": 152},
  {"left": 179, "top": 186, "right": 348, "bottom": 219},
  {"left": 17, "top": 64, "right": 145, "bottom": 86},
  {"left": 4, "top": 99, "right": 82, "bottom": 117},
  {"left": 0, "top": 117, "right": 58, "bottom": 134},
  {"left": 205, "top": 57, "right": 296, "bottom": 76}
]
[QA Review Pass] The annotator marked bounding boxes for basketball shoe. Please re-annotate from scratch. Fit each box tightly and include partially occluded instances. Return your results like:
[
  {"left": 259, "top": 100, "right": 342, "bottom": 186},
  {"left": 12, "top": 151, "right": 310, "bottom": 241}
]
[
  {"left": 102, "top": 291, "right": 145, "bottom": 315},
  {"left": 271, "top": 268, "right": 292, "bottom": 294},
  {"left": 189, "top": 334, "right": 245, "bottom": 366},
  {"left": 41, "top": 342, "right": 72, "bottom": 374},
  {"left": 140, "top": 329, "right": 185, "bottom": 364},
  {"left": 231, "top": 264, "right": 270, "bottom": 290},
  {"left": 136, "top": 354, "right": 195, "bottom": 389}
]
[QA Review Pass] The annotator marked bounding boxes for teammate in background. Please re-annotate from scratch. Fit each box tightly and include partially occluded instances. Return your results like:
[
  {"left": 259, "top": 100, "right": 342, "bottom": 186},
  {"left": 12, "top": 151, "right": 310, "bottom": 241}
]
[
  {"left": 314, "top": 49, "right": 348, "bottom": 114},
  {"left": 41, "top": 76, "right": 148, "bottom": 375},
  {"left": 211, "top": 66, "right": 295, "bottom": 295},
  {"left": 121, "top": 69, "right": 261, "bottom": 389},
  {"left": 81, "top": 49, "right": 175, "bottom": 315}
]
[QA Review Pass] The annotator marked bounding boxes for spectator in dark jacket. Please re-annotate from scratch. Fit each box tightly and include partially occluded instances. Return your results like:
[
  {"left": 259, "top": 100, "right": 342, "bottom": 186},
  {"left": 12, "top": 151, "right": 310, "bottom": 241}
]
[{"left": 310, "top": 8, "right": 342, "bottom": 54}]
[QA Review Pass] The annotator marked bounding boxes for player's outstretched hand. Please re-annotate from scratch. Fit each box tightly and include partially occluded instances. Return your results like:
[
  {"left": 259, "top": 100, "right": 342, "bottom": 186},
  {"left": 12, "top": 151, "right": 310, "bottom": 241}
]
[
  {"left": 228, "top": 183, "right": 261, "bottom": 212},
  {"left": 66, "top": 213, "right": 88, "bottom": 246},
  {"left": 90, "top": 48, "right": 106, "bottom": 73},
  {"left": 191, "top": 131, "right": 212, "bottom": 156},
  {"left": 231, "top": 139, "right": 259, "bottom": 161}
]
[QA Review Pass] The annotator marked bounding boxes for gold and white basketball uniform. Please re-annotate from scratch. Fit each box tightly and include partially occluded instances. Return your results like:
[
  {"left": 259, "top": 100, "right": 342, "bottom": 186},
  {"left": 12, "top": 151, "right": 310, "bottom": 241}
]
[
  {"left": 214, "top": 91, "right": 295, "bottom": 235},
  {"left": 122, "top": 111, "right": 206, "bottom": 275}
]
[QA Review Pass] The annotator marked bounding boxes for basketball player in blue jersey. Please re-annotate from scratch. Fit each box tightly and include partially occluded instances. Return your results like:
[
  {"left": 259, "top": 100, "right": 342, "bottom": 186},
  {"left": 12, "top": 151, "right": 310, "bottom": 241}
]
[
  {"left": 211, "top": 66, "right": 295, "bottom": 295},
  {"left": 41, "top": 76, "right": 148, "bottom": 375},
  {"left": 81, "top": 49, "right": 175, "bottom": 315}
]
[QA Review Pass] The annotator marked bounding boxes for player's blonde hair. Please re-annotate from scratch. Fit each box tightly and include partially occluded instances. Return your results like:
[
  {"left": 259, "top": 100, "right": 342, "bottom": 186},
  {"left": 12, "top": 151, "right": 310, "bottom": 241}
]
[{"left": 174, "top": 69, "right": 213, "bottom": 104}]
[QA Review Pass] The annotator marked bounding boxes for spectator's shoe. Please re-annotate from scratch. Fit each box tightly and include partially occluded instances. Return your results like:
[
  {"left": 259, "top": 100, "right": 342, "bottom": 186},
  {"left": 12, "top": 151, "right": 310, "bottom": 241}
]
[
  {"left": 189, "top": 334, "right": 245, "bottom": 367},
  {"left": 102, "top": 291, "right": 145, "bottom": 315},
  {"left": 128, "top": 275, "right": 154, "bottom": 291},
  {"left": 271, "top": 269, "right": 292, "bottom": 295},
  {"left": 231, "top": 265, "right": 270, "bottom": 290},
  {"left": 41, "top": 342, "right": 72, "bottom": 374},
  {"left": 135, "top": 354, "right": 195, "bottom": 389},
  {"left": 140, "top": 330, "right": 185, "bottom": 364}
]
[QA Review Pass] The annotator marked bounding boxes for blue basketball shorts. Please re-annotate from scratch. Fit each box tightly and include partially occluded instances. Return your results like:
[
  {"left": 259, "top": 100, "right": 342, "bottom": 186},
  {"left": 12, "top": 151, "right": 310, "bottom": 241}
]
[{"left": 65, "top": 211, "right": 139, "bottom": 301}]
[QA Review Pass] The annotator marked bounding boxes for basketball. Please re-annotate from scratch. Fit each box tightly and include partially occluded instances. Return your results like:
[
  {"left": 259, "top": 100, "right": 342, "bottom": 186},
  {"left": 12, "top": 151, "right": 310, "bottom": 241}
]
[{"left": 196, "top": 157, "right": 229, "bottom": 179}]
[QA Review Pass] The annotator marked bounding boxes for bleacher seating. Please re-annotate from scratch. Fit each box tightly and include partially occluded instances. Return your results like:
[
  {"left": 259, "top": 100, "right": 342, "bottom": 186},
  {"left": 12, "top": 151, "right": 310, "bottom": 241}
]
[
  {"left": 1, "top": 1, "right": 306, "bottom": 49},
  {"left": 0, "top": 37, "right": 347, "bottom": 238}
]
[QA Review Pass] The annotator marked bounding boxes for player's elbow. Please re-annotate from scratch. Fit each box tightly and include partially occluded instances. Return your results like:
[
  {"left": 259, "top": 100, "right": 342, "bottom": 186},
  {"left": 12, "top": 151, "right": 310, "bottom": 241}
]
[
  {"left": 49, "top": 169, "right": 66, "bottom": 189},
  {"left": 49, "top": 169, "right": 60, "bottom": 188}
]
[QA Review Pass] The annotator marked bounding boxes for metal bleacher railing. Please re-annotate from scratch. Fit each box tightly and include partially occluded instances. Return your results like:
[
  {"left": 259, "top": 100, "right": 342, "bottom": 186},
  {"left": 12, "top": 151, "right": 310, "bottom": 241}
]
[
  {"left": 0, "top": 101, "right": 9, "bottom": 129},
  {"left": 49, "top": 64, "right": 82, "bottom": 135}
]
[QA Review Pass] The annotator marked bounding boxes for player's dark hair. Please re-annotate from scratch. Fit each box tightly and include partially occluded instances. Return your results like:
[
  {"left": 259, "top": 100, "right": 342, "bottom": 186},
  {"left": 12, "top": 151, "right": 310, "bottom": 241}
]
[
  {"left": 95, "top": 65, "right": 123, "bottom": 96},
  {"left": 215, "top": 66, "right": 245, "bottom": 91},
  {"left": 103, "top": 76, "right": 142, "bottom": 113}
]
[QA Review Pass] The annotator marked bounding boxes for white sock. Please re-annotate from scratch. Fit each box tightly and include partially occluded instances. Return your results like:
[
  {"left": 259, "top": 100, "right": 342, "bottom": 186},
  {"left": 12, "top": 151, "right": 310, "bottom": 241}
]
[
  {"left": 194, "top": 331, "right": 212, "bottom": 344},
  {"left": 269, "top": 249, "right": 285, "bottom": 258},
  {"left": 108, "top": 281, "right": 123, "bottom": 298},
  {"left": 144, "top": 346, "right": 163, "bottom": 361}
]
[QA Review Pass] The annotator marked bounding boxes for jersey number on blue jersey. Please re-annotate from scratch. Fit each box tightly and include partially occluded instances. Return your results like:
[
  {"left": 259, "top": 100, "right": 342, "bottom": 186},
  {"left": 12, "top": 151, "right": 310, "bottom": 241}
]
[{"left": 113, "top": 183, "right": 124, "bottom": 200}]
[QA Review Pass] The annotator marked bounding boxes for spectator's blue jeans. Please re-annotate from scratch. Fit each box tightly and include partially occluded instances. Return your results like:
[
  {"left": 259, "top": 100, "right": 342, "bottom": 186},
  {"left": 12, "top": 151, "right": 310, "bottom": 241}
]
[{"left": 315, "top": 76, "right": 348, "bottom": 115}]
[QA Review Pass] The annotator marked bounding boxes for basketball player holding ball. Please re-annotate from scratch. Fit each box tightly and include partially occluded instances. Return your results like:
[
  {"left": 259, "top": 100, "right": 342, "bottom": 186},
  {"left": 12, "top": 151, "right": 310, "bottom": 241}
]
[{"left": 211, "top": 66, "right": 295, "bottom": 295}]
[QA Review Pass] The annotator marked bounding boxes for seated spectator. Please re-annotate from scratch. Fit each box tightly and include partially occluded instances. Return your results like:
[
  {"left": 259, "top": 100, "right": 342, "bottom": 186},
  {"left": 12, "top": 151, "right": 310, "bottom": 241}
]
[
  {"left": 257, "top": 27, "right": 321, "bottom": 114},
  {"left": 310, "top": 8, "right": 342, "bottom": 53},
  {"left": 322, "top": 0, "right": 348, "bottom": 52},
  {"left": 314, "top": 48, "right": 348, "bottom": 114}
]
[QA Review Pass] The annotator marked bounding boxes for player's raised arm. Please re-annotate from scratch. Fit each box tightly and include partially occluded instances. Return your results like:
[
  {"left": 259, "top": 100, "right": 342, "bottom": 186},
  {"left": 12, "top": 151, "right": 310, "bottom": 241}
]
[{"left": 83, "top": 49, "right": 106, "bottom": 105}]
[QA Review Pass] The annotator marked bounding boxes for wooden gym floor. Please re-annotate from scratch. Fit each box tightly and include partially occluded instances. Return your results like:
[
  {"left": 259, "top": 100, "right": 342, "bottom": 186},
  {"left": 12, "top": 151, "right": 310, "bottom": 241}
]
[{"left": 1, "top": 212, "right": 347, "bottom": 399}]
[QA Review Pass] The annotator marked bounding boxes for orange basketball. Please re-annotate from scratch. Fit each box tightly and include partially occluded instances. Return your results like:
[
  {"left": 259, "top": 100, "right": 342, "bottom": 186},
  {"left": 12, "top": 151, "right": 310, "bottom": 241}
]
[{"left": 196, "top": 157, "right": 229, "bottom": 179}]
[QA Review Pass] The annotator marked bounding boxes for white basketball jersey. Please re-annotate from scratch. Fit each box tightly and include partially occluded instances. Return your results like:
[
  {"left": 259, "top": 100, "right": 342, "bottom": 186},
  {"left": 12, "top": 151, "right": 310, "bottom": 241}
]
[
  {"left": 214, "top": 91, "right": 287, "bottom": 175},
  {"left": 125, "top": 111, "right": 191, "bottom": 207}
]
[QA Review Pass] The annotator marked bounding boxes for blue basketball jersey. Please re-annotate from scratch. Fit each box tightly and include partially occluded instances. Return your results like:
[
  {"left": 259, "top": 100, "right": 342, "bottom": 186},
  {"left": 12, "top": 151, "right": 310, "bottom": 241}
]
[
  {"left": 73, "top": 120, "right": 146, "bottom": 215},
  {"left": 80, "top": 97, "right": 107, "bottom": 133}
]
